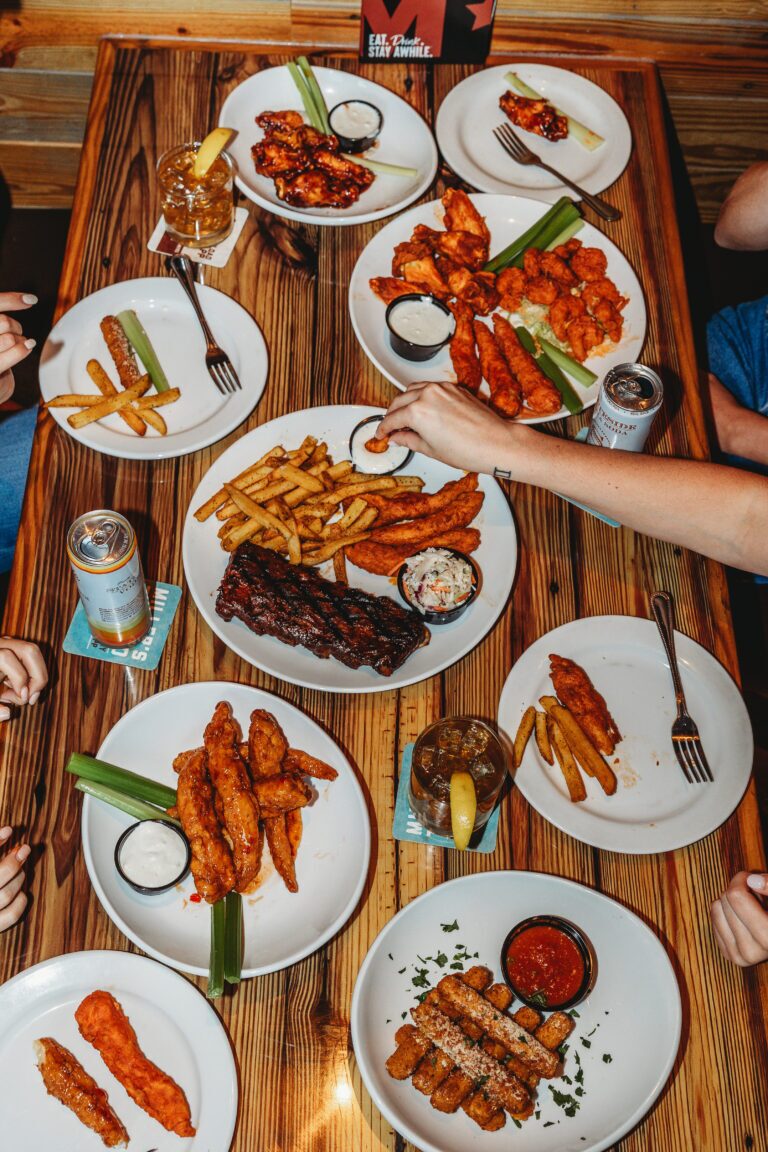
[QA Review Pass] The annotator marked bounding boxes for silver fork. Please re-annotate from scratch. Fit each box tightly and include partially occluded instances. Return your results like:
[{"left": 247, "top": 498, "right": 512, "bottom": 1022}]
[
  {"left": 167, "top": 255, "right": 241, "bottom": 394},
  {"left": 492, "top": 123, "right": 622, "bottom": 223},
  {"left": 651, "top": 591, "right": 713, "bottom": 783}
]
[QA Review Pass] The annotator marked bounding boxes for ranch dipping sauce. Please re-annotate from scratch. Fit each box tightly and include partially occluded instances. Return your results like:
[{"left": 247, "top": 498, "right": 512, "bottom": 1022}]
[
  {"left": 388, "top": 297, "right": 454, "bottom": 346},
  {"left": 349, "top": 415, "right": 412, "bottom": 474},
  {"left": 116, "top": 820, "right": 189, "bottom": 893},
  {"left": 328, "top": 100, "right": 383, "bottom": 151}
]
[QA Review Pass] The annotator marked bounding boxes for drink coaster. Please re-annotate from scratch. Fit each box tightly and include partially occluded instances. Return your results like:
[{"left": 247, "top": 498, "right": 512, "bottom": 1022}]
[
  {"left": 555, "top": 426, "right": 620, "bottom": 527},
  {"left": 147, "top": 207, "right": 249, "bottom": 267},
  {"left": 63, "top": 582, "right": 182, "bottom": 670},
  {"left": 392, "top": 744, "right": 501, "bottom": 853}
]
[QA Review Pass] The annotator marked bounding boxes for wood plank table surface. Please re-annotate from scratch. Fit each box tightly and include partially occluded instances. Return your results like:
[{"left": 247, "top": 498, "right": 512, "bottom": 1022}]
[{"left": 1, "top": 38, "right": 767, "bottom": 1152}]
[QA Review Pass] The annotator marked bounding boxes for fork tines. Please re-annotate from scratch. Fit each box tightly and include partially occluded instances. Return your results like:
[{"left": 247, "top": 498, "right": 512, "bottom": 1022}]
[
  {"left": 207, "top": 353, "right": 241, "bottom": 394},
  {"left": 493, "top": 122, "right": 537, "bottom": 162},
  {"left": 673, "top": 731, "right": 714, "bottom": 784}
]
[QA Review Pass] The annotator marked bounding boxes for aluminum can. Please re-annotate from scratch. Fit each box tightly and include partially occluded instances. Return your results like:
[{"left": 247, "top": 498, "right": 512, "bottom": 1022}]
[
  {"left": 67, "top": 510, "right": 151, "bottom": 647},
  {"left": 586, "top": 362, "right": 664, "bottom": 452}
]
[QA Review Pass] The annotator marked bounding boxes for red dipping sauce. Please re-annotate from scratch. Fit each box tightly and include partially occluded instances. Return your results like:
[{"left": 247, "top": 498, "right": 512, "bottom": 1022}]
[{"left": 504, "top": 922, "right": 587, "bottom": 1008}]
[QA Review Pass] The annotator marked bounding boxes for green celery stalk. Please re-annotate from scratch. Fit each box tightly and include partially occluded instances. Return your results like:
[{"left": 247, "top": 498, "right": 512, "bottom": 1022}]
[
  {"left": 297, "top": 56, "right": 331, "bottom": 135},
  {"left": 116, "top": 310, "right": 170, "bottom": 393},
  {"left": 344, "top": 154, "right": 418, "bottom": 179},
  {"left": 539, "top": 336, "right": 597, "bottom": 388},
  {"left": 66, "top": 753, "right": 177, "bottom": 809},
  {"left": 484, "top": 198, "right": 581, "bottom": 273},
  {"left": 223, "top": 891, "right": 243, "bottom": 985},
  {"left": 515, "top": 326, "right": 583, "bottom": 415},
  {"left": 287, "top": 61, "right": 324, "bottom": 132},
  {"left": 74, "top": 780, "right": 181, "bottom": 826},
  {"left": 545, "top": 218, "right": 584, "bottom": 251},
  {"left": 505, "top": 72, "right": 605, "bottom": 151},
  {"left": 208, "top": 900, "right": 226, "bottom": 1000}
]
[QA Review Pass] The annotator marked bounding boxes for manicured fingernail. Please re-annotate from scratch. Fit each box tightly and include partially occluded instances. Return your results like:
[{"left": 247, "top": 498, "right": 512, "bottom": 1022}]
[
  {"left": 29, "top": 691, "right": 40, "bottom": 705},
  {"left": 19, "top": 686, "right": 29, "bottom": 703},
  {"left": 16, "top": 845, "right": 30, "bottom": 863},
  {"left": 0, "top": 705, "right": 10, "bottom": 721},
  {"left": 0, "top": 826, "right": 11, "bottom": 840},
  {"left": 24, "top": 338, "right": 36, "bottom": 350},
  {"left": 22, "top": 294, "right": 38, "bottom": 305},
  {"left": 747, "top": 874, "right": 766, "bottom": 892}
]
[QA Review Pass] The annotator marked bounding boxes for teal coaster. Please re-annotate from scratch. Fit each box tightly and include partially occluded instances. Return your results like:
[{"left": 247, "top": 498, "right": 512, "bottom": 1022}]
[
  {"left": 393, "top": 744, "right": 501, "bottom": 854},
  {"left": 63, "top": 582, "right": 182, "bottom": 671},
  {"left": 555, "top": 427, "right": 620, "bottom": 528}
]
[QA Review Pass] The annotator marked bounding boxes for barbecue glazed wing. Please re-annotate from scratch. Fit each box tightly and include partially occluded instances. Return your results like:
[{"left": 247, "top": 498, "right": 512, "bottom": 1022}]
[
  {"left": 256, "top": 109, "right": 304, "bottom": 132},
  {"left": 204, "top": 701, "right": 263, "bottom": 893},
  {"left": 253, "top": 112, "right": 372, "bottom": 209},
  {"left": 75, "top": 992, "right": 195, "bottom": 1138},
  {"left": 549, "top": 654, "right": 621, "bottom": 754},
  {"left": 35, "top": 1038, "right": 128, "bottom": 1149},
  {"left": 313, "top": 148, "right": 374, "bottom": 188},
  {"left": 499, "top": 92, "right": 568, "bottom": 141},
  {"left": 442, "top": 188, "right": 491, "bottom": 246},
  {"left": 275, "top": 169, "right": 361, "bottom": 209},
  {"left": 252, "top": 139, "right": 308, "bottom": 177},
  {"left": 174, "top": 746, "right": 236, "bottom": 903},
  {"left": 449, "top": 301, "right": 482, "bottom": 392}
]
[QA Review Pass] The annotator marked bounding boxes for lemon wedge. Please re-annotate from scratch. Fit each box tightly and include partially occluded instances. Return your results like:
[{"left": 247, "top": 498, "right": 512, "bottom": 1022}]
[
  {"left": 450, "top": 771, "right": 477, "bottom": 851},
  {"left": 193, "top": 127, "right": 234, "bottom": 178}
]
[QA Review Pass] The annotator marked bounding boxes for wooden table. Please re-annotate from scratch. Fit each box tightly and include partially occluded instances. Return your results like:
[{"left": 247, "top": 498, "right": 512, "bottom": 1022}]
[{"left": 2, "top": 39, "right": 767, "bottom": 1152}]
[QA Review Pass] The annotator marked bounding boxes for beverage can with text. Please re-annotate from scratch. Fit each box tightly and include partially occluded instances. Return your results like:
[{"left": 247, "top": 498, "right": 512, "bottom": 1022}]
[
  {"left": 586, "top": 363, "right": 664, "bottom": 452},
  {"left": 67, "top": 511, "right": 151, "bottom": 647}
]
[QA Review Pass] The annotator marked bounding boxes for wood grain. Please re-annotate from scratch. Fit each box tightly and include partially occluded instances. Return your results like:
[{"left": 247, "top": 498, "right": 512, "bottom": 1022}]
[{"left": 1, "top": 40, "right": 766, "bottom": 1152}]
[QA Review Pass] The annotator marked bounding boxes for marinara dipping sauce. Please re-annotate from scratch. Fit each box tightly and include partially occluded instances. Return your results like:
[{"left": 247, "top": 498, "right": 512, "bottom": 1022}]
[{"left": 501, "top": 915, "right": 594, "bottom": 1010}]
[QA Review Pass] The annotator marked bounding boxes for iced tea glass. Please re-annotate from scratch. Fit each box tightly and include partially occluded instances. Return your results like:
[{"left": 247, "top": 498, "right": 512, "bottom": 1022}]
[
  {"left": 157, "top": 141, "right": 234, "bottom": 248},
  {"left": 408, "top": 717, "right": 508, "bottom": 838}
]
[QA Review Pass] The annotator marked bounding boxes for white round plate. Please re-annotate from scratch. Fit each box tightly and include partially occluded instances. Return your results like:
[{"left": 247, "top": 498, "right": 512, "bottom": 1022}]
[
  {"left": 39, "top": 278, "right": 268, "bottom": 459},
  {"left": 219, "top": 65, "right": 438, "bottom": 226},
  {"left": 0, "top": 950, "right": 236, "bottom": 1152},
  {"left": 436, "top": 63, "right": 632, "bottom": 201},
  {"left": 183, "top": 404, "right": 516, "bottom": 692},
  {"left": 82, "top": 682, "right": 370, "bottom": 976},
  {"left": 498, "top": 616, "right": 753, "bottom": 853},
  {"left": 352, "top": 872, "right": 681, "bottom": 1152},
  {"left": 349, "top": 193, "right": 646, "bottom": 424}
]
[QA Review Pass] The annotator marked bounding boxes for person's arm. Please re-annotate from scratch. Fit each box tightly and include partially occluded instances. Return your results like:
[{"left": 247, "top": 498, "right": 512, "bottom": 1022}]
[
  {"left": 377, "top": 382, "right": 768, "bottom": 576},
  {"left": 714, "top": 161, "right": 768, "bottom": 251},
  {"left": 711, "top": 872, "right": 768, "bottom": 967},
  {"left": 708, "top": 373, "right": 768, "bottom": 466}
]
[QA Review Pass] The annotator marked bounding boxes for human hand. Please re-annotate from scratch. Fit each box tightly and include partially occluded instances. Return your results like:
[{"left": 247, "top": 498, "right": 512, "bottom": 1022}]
[
  {"left": 377, "top": 381, "right": 520, "bottom": 475},
  {"left": 0, "top": 638, "right": 47, "bottom": 720},
  {"left": 0, "top": 826, "right": 30, "bottom": 931},
  {"left": 711, "top": 871, "right": 768, "bottom": 966},
  {"left": 0, "top": 292, "right": 38, "bottom": 405}
]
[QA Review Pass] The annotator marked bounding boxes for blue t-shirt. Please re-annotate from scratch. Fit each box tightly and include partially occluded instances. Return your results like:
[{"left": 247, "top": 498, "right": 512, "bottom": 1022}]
[{"left": 707, "top": 295, "right": 768, "bottom": 477}]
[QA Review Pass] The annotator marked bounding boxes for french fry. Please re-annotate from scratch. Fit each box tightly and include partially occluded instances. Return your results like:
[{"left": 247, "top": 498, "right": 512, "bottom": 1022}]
[
  {"left": 540, "top": 697, "right": 617, "bottom": 796},
  {"left": 330, "top": 496, "right": 367, "bottom": 534},
  {"left": 141, "top": 407, "right": 167, "bottom": 435},
  {"left": 194, "top": 447, "right": 287, "bottom": 521},
  {"left": 45, "top": 394, "right": 102, "bottom": 407},
  {"left": 512, "top": 706, "right": 536, "bottom": 769},
  {"left": 333, "top": 549, "right": 348, "bottom": 584},
  {"left": 310, "top": 477, "right": 399, "bottom": 505},
  {"left": 534, "top": 710, "right": 553, "bottom": 765},
  {"left": 87, "top": 357, "right": 147, "bottom": 436},
  {"left": 278, "top": 461, "right": 325, "bottom": 494},
  {"left": 324, "top": 504, "right": 378, "bottom": 540},
  {"left": 218, "top": 514, "right": 246, "bottom": 540},
  {"left": 302, "top": 530, "right": 375, "bottom": 565},
  {"left": 68, "top": 377, "right": 150, "bottom": 429},
  {"left": 134, "top": 388, "right": 181, "bottom": 409},
  {"left": 549, "top": 719, "right": 587, "bottom": 803}
]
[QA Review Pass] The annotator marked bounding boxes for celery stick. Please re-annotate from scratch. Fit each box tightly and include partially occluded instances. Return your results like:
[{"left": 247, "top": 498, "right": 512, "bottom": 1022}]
[
  {"left": 515, "top": 326, "right": 583, "bottom": 414},
  {"left": 484, "top": 198, "right": 580, "bottom": 273},
  {"left": 297, "top": 56, "right": 331, "bottom": 135},
  {"left": 344, "top": 154, "right": 418, "bottom": 179},
  {"left": 539, "top": 337, "right": 598, "bottom": 388},
  {"left": 545, "top": 218, "right": 583, "bottom": 251},
  {"left": 505, "top": 71, "right": 605, "bottom": 151},
  {"left": 287, "top": 61, "right": 324, "bottom": 132},
  {"left": 223, "top": 891, "right": 243, "bottom": 985},
  {"left": 74, "top": 780, "right": 181, "bottom": 826},
  {"left": 208, "top": 900, "right": 226, "bottom": 1000},
  {"left": 116, "top": 310, "right": 170, "bottom": 393},
  {"left": 67, "top": 753, "right": 177, "bottom": 809}
]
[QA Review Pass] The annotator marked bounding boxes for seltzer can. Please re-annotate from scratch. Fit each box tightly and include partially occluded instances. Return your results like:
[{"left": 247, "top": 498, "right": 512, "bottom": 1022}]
[
  {"left": 586, "top": 362, "right": 664, "bottom": 452},
  {"left": 67, "top": 510, "right": 151, "bottom": 647}
]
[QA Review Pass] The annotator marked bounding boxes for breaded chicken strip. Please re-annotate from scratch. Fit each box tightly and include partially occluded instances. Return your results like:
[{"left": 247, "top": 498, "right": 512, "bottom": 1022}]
[
  {"left": 347, "top": 528, "right": 481, "bottom": 576},
  {"left": 368, "top": 490, "right": 484, "bottom": 545},
  {"left": 175, "top": 746, "right": 236, "bottom": 903},
  {"left": 491, "top": 315, "right": 561, "bottom": 416},
  {"left": 474, "top": 320, "right": 522, "bottom": 419},
  {"left": 449, "top": 301, "right": 482, "bottom": 392},
  {"left": 356, "top": 473, "right": 478, "bottom": 527},
  {"left": 35, "top": 1038, "right": 128, "bottom": 1149},
  {"left": 549, "top": 654, "right": 621, "bottom": 754},
  {"left": 204, "top": 702, "right": 263, "bottom": 893}
]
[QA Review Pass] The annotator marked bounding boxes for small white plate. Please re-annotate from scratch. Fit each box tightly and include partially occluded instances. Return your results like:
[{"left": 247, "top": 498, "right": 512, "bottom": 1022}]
[
  {"left": 498, "top": 616, "right": 753, "bottom": 853},
  {"left": 436, "top": 63, "right": 632, "bottom": 201},
  {"left": 0, "top": 950, "right": 237, "bottom": 1152},
  {"left": 182, "top": 404, "right": 516, "bottom": 692},
  {"left": 39, "top": 278, "right": 268, "bottom": 459},
  {"left": 351, "top": 871, "right": 681, "bottom": 1152},
  {"left": 82, "top": 682, "right": 370, "bottom": 976},
  {"left": 349, "top": 193, "right": 646, "bottom": 424},
  {"left": 220, "top": 64, "right": 438, "bottom": 226}
]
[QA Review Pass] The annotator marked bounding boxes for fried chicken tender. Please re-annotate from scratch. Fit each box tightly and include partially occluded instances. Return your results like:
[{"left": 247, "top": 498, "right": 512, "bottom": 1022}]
[
  {"left": 499, "top": 91, "right": 568, "bottom": 141},
  {"left": 548, "top": 292, "right": 587, "bottom": 342},
  {"left": 357, "top": 472, "right": 479, "bottom": 526},
  {"left": 549, "top": 653, "right": 621, "bottom": 754},
  {"left": 248, "top": 709, "right": 289, "bottom": 778},
  {"left": 204, "top": 702, "right": 263, "bottom": 894},
  {"left": 347, "top": 528, "right": 481, "bottom": 576},
  {"left": 75, "top": 991, "right": 195, "bottom": 1138},
  {"left": 449, "top": 301, "right": 482, "bottom": 392},
  {"left": 174, "top": 746, "right": 236, "bottom": 904},
  {"left": 283, "top": 748, "right": 338, "bottom": 781},
  {"left": 442, "top": 188, "right": 491, "bottom": 246},
  {"left": 286, "top": 808, "right": 303, "bottom": 857},
  {"left": 496, "top": 266, "right": 527, "bottom": 311},
  {"left": 569, "top": 245, "right": 608, "bottom": 282},
  {"left": 491, "top": 315, "right": 562, "bottom": 415},
  {"left": 35, "top": 1038, "right": 128, "bottom": 1149},
  {"left": 256, "top": 773, "right": 313, "bottom": 818},
  {"left": 567, "top": 314, "right": 605, "bottom": 361},
  {"left": 447, "top": 267, "right": 499, "bottom": 315},
  {"left": 369, "top": 490, "right": 484, "bottom": 545},
  {"left": 474, "top": 320, "right": 522, "bottom": 418},
  {"left": 369, "top": 277, "right": 418, "bottom": 304},
  {"left": 265, "top": 815, "right": 298, "bottom": 893},
  {"left": 434, "top": 229, "right": 488, "bottom": 270}
]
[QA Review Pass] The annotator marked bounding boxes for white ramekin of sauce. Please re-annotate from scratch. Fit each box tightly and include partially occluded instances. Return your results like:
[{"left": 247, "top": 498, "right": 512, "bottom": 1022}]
[{"left": 114, "top": 820, "right": 191, "bottom": 895}]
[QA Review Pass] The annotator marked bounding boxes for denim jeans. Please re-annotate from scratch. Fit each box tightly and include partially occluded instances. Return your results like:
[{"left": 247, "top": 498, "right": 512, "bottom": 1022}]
[{"left": 0, "top": 405, "right": 37, "bottom": 574}]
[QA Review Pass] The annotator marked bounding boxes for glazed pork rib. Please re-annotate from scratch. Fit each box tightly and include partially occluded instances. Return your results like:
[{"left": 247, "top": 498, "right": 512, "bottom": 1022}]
[{"left": 216, "top": 541, "right": 429, "bottom": 676}]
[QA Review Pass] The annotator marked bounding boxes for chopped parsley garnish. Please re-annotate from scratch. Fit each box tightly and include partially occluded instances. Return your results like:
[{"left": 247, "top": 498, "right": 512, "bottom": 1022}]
[
  {"left": 548, "top": 1085, "right": 581, "bottom": 1118},
  {"left": 529, "top": 990, "right": 548, "bottom": 1008},
  {"left": 441, "top": 920, "right": 459, "bottom": 932},
  {"left": 580, "top": 1038, "right": 592, "bottom": 1049},
  {"left": 602, "top": 1053, "right": 613, "bottom": 1064},
  {"left": 512, "top": 1117, "right": 522, "bottom": 1128}
]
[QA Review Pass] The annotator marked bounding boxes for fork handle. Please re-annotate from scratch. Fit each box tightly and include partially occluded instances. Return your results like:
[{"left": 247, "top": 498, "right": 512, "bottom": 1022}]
[
  {"left": 651, "top": 591, "right": 687, "bottom": 713},
  {"left": 536, "top": 163, "right": 622, "bottom": 223},
  {"left": 167, "top": 255, "right": 218, "bottom": 348}
]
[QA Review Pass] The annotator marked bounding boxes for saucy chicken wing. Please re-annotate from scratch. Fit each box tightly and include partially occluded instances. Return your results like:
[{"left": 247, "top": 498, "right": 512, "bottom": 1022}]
[
  {"left": 174, "top": 746, "right": 236, "bottom": 903},
  {"left": 442, "top": 188, "right": 491, "bottom": 246},
  {"left": 204, "top": 701, "right": 263, "bottom": 894},
  {"left": 499, "top": 92, "right": 568, "bottom": 141},
  {"left": 35, "top": 1038, "right": 128, "bottom": 1149}
]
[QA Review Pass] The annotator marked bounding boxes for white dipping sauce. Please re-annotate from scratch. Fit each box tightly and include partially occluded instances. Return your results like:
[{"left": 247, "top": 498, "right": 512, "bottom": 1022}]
[
  {"left": 350, "top": 420, "right": 410, "bottom": 474},
  {"left": 330, "top": 101, "right": 380, "bottom": 140},
  {"left": 119, "top": 821, "right": 188, "bottom": 889},
  {"left": 388, "top": 297, "right": 454, "bottom": 347}
]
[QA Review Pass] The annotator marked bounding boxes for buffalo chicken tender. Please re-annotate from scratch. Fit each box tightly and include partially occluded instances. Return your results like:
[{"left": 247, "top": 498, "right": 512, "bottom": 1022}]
[
  {"left": 75, "top": 991, "right": 195, "bottom": 1138},
  {"left": 174, "top": 746, "right": 236, "bottom": 903},
  {"left": 204, "top": 701, "right": 263, "bottom": 893},
  {"left": 491, "top": 315, "right": 562, "bottom": 415},
  {"left": 35, "top": 1037, "right": 129, "bottom": 1149},
  {"left": 473, "top": 320, "right": 522, "bottom": 418},
  {"left": 448, "top": 301, "right": 482, "bottom": 392}
]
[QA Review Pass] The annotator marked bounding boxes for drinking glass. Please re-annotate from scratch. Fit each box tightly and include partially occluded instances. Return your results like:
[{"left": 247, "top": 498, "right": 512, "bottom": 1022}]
[
  {"left": 408, "top": 717, "right": 508, "bottom": 838},
  {"left": 157, "top": 142, "right": 234, "bottom": 248}
]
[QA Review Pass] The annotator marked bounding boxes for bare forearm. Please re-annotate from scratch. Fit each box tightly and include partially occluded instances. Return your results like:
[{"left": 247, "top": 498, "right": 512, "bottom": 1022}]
[{"left": 709, "top": 374, "right": 768, "bottom": 466}]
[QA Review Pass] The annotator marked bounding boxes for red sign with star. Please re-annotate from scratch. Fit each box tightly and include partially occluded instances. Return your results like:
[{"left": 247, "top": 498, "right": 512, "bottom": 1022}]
[{"left": 360, "top": 0, "right": 497, "bottom": 63}]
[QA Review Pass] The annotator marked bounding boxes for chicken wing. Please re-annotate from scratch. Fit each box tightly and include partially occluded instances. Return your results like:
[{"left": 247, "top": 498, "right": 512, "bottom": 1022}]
[
  {"left": 275, "top": 169, "right": 361, "bottom": 209},
  {"left": 256, "top": 109, "right": 304, "bottom": 132},
  {"left": 248, "top": 709, "right": 289, "bottom": 778},
  {"left": 449, "top": 300, "right": 482, "bottom": 392},
  {"left": 400, "top": 255, "right": 450, "bottom": 299},
  {"left": 491, "top": 315, "right": 561, "bottom": 416},
  {"left": 35, "top": 1038, "right": 128, "bottom": 1149},
  {"left": 499, "top": 92, "right": 568, "bottom": 141},
  {"left": 283, "top": 748, "right": 339, "bottom": 781},
  {"left": 204, "top": 702, "right": 263, "bottom": 894},
  {"left": 174, "top": 746, "right": 236, "bottom": 903},
  {"left": 569, "top": 245, "right": 608, "bottom": 282},
  {"left": 434, "top": 229, "right": 488, "bottom": 270},
  {"left": 392, "top": 238, "right": 433, "bottom": 277},
  {"left": 474, "top": 319, "right": 522, "bottom": 418},
  {"left": 447, "top": 267, "right": 499, "bottom": 315},
  {"left": 496, "top": 266, "right": 527, "bottom": 312},
  {"left": 549, "top": 654, "right": 621, "bottom": 755},
  {"left": 442, "top": 188, "right": 491, "bottom": 246},
  {"left": 369, "top": 277, "right": 419, "bottom": 304}
]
